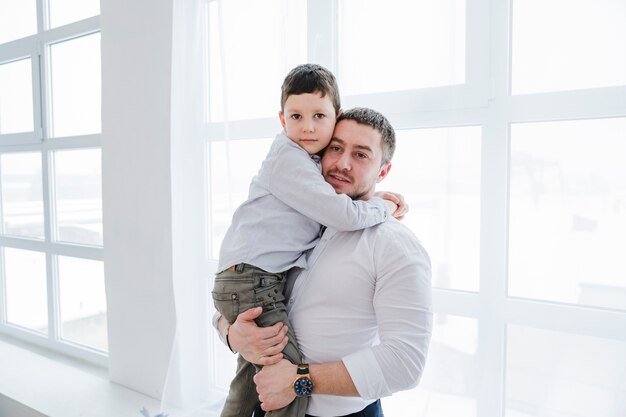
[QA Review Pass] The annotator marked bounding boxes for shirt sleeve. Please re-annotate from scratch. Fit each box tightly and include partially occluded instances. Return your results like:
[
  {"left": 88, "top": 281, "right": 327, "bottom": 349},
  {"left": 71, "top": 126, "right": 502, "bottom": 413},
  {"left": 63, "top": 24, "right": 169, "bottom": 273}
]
[
  {"left": 341, "top": 228, "right": 433, "bottom": 400},
  {"left": 267, "top": 139, "right": 390, "bottom": 231}
]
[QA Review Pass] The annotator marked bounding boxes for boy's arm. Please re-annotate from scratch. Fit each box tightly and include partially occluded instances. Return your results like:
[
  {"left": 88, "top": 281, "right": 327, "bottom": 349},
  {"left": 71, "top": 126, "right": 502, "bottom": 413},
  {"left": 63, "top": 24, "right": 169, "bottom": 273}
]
[
  {"left": 269, "top": 143, "right": 392, "bottom": 230},
  {"left": 374, "top": 190, "right": 408, "bottom": 220}
]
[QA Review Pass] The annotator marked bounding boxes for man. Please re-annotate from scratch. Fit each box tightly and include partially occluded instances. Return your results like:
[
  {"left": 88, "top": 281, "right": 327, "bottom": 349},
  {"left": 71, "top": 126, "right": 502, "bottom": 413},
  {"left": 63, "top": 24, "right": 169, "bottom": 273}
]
[{"left": 218, "top": 107, "right": 433, "bottom": 417}]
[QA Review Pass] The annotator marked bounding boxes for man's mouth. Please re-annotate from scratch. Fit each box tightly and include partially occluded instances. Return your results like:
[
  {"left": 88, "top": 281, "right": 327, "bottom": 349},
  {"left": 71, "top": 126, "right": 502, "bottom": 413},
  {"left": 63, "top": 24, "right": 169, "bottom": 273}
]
[{"left": 327, "top": 172, "right": 351, "bottom": 184}]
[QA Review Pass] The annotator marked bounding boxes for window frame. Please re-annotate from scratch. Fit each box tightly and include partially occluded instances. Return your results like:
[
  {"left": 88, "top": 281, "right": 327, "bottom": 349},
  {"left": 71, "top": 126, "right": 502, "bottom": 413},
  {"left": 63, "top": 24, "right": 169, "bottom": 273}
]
[
  {"left": 0, "top": 2, "right": 104, "bottom": 366},
  {"left": 204, "top": 0, "right": 626, "bottom": 415}
]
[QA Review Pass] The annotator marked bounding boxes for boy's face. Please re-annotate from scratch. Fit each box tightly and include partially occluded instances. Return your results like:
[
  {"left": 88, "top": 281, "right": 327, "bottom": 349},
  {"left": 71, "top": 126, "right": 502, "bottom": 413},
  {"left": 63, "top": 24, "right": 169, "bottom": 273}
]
[{"left": 279, "top": 92, "right": 338, "bottom": 155}]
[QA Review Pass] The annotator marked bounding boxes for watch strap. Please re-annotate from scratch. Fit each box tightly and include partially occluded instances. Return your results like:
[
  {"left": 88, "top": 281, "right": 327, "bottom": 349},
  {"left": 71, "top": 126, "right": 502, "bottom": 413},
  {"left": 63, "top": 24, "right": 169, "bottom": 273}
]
[{"left": 296, "top": 364, "right": 310, "bottom": 375}]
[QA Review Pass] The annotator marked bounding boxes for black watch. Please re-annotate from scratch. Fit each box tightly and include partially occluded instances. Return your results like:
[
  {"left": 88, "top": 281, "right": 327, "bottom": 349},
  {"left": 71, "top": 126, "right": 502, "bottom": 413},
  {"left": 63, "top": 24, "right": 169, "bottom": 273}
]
[{"left": 292, "top": 364, "right": 314, "bottom": 397}]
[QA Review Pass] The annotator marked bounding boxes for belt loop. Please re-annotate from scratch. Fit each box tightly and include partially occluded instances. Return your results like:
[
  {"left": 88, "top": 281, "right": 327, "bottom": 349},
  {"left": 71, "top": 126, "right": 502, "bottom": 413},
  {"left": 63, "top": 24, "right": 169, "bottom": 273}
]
[{"left": 235, "top": 263, "right": 245, "bottom": 273}]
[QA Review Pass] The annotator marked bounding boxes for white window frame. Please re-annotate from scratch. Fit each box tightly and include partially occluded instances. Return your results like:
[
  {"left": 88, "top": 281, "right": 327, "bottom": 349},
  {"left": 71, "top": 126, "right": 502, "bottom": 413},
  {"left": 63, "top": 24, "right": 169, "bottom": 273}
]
[
  {"left": 204, "top": 0, "right": 626, "bottom": 415},
  {"left": 0, "top": 1, "right": 104, "bottom": 366}
]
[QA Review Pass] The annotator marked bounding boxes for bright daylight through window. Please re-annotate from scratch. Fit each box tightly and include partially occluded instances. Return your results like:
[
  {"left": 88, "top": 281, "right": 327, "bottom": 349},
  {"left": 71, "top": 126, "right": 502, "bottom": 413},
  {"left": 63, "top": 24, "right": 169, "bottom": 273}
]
[
  {"left": 204, "top": 0, "right": 626, "bottom": 416},
  {"left": 0, "top": 0, "right": 105, "bottom": 363}
]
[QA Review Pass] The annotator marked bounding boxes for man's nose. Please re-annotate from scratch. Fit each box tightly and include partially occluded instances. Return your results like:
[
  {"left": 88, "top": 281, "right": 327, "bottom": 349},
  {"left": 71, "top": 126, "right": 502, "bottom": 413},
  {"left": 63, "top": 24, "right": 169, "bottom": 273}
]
[{"left": 335, "top": 152, "right": 351, "bottom": 171}]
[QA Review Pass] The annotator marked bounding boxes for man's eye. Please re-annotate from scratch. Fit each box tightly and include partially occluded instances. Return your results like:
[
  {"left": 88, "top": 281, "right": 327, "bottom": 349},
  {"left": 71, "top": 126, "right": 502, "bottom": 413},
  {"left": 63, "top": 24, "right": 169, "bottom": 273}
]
[
  {"left": 356, "top": 152, "right": 368, "bottom": 159},
  {"left": 329, "top": 145, "right": 341, "bottom": 152}
]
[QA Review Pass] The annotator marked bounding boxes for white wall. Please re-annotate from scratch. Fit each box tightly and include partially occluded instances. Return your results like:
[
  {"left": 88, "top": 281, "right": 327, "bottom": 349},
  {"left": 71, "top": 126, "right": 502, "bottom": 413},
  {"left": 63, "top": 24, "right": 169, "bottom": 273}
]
[{"left": 101, "top": 0, "right": 209, "bottom": 407}]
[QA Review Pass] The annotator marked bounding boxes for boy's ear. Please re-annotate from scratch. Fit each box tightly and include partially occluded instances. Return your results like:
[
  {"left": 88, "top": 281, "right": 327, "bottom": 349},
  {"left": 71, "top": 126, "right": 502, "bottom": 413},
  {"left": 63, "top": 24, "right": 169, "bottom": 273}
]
[{"left": 278, "top": 111, "right": 286, "bottom": 130}]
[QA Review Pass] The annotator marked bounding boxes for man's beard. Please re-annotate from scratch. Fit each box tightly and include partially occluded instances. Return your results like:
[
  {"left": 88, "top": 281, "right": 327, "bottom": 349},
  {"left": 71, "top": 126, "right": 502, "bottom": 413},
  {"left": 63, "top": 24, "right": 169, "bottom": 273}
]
[{"left": 325, "top": 168, "right": 369, "bottom": 201}]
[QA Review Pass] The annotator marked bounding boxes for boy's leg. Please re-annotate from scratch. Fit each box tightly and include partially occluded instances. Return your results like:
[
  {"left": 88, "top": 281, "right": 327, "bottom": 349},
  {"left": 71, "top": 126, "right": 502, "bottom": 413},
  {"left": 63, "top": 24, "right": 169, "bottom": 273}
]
[
  {"left": 212, "top": 265, "right": 308, "bottom": 417},
  {"left": 254, "top": 289, "right": 308, "bottom": 417},
  {"left": 212, "top": 266, "right": 263, "bottom": 417},
  {"left": 219, "top": 354, "right": 258, "bottom": 417}
]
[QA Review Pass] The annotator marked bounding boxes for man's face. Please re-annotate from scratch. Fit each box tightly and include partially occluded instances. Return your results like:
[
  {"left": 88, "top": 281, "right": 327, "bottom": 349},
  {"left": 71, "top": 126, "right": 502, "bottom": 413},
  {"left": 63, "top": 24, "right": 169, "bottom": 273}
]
[{"left": 322, "top": 119, "right": 391, "bottom": 200}]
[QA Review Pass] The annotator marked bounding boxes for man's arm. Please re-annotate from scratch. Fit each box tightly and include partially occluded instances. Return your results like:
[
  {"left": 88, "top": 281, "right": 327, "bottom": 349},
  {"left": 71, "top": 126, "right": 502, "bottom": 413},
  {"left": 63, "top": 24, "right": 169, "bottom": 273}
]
[
  {"left": 253, "top": 359, "right": 358, "bottom": 412},
  {"left": 255, "top": 224, "right": 433, "bottom": 410}
]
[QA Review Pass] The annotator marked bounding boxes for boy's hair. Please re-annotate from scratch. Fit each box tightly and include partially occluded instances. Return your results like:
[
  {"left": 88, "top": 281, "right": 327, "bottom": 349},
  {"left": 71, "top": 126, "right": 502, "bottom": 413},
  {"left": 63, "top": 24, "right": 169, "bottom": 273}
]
[
  {"left": 281, "top": 64, "right": 341, "bottom": 115},
  {"left": 337, "top": 107, "right": 396, "bottom": 166}
]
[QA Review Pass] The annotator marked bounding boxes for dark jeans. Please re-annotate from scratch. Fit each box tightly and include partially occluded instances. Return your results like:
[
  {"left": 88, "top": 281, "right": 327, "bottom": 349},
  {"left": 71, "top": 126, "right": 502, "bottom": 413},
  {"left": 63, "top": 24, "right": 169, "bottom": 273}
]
[{"left": 252, "top": 400, "right": 384, "bottom": 417}]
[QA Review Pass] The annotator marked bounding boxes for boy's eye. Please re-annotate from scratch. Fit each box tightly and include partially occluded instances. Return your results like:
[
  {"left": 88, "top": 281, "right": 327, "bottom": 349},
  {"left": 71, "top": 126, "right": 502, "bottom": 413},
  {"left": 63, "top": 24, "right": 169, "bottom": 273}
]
[
  {"left": 314, "top": 113, "right": 326, "bottom": 119},
  {"left": 290, "top": 114, "right": 301, "bottom": 120}
]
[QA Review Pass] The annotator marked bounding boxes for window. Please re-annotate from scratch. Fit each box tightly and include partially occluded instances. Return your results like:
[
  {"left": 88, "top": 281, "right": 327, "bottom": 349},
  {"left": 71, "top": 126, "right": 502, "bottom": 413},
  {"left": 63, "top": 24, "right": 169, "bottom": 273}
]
[
  {"left": 204, "top": 1, "right": 626, "bottom": 416},
  {"left": 0, "top": 2, "right": 104, "bottom": 364}
]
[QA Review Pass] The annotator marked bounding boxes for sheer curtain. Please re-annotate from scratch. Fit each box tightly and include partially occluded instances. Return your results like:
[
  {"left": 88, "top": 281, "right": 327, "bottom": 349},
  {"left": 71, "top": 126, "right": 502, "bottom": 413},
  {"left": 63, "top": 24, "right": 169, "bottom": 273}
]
[{"left": 158, "top": 0, "right": 212, "bottom": 415}]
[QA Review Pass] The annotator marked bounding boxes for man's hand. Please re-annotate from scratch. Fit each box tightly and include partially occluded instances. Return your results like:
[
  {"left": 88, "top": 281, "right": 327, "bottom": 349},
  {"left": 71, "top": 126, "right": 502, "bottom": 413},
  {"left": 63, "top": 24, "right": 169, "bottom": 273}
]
[
  {"left": 375, "top": 191, "right": 408, "bottom": 220},
  {"left": 253, "top": 359, "right": 297, "bottom": 412},
  {"left": 225, "top": 307, "right": 289, "bottom": 366}
]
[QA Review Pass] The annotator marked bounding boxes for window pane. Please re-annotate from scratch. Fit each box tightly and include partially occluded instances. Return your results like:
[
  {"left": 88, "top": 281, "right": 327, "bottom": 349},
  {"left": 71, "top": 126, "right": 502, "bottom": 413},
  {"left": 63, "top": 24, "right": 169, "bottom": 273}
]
[
  {"left": 208, "top": 138, "right": 273, "bottom": 259},
  {"left": 509, "top": 118, "right": 626, "bottom": 310},
  {"left": 48, "top": 0, "right": 99, "bottom": 28},
  {"left": 0, "top": 0, "right": 37, "bottom": 44},
  {"left": 208, "top": 0, "right": 306, "bottom": 121},
  {"left": 338, "top": 0, "right": 465, "bottom": 95},
  {"left": 3, "top": 247, "right": 47, "bottom": 333},
  {"left": 511, "top": 0, "right": 626, "bottom": 94},
  {"left": 382, "top": 314, "right": 478, "bottom": 417},
  {"left": 50, "top": 33, "right": 101, "bottom": 137},
  {"left": 58, "top": 256, "right": 107, "bottom": 351},
  {"left": 383, "top": 127, "right": 481, "bottom": 292},
  {"left": 0, "top": 58, "right": 34, "bottom": 134},
  {"left": 0, "top": 152, "right": 44, "bottom": 239},
  {"left": 53, "top": 148, "right": 102, "bottom": 246},
  {"left": 506, "top": 325, "right": 626, "bottom": 417}
]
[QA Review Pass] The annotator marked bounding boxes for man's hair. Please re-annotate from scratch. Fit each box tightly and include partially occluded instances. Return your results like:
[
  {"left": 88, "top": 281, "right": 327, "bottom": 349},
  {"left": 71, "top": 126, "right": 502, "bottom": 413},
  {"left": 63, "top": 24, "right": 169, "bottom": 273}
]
[
  {"left": 337, "top": 107, "right": 396, "bottom": 165},
  {"left": 280, "top": 64, "right": 341, "bottom": 115}
]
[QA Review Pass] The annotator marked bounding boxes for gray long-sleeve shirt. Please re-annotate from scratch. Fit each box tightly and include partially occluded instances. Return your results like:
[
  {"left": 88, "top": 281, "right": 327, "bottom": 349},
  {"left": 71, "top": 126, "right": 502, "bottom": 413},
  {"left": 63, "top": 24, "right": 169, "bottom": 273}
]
[{"left": 217, "top": 132, "right": 390, "bottom": 273}]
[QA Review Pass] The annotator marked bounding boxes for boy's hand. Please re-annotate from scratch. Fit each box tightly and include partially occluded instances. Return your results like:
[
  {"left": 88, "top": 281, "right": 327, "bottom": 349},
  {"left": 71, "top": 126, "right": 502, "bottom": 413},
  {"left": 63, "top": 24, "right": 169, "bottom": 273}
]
[
  {"left": 376, "top": 191, "right": 409, "bottom": 220},
  {"left": 226, "top": 307, "right": 289, "bottom": 365}
]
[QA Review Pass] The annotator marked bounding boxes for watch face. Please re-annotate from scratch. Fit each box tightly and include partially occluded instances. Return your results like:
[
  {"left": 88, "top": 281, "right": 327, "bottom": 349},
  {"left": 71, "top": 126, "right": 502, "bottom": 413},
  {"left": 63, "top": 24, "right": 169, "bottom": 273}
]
[{"left": 294, "top": 376, "right": 313, "bottom": 397}]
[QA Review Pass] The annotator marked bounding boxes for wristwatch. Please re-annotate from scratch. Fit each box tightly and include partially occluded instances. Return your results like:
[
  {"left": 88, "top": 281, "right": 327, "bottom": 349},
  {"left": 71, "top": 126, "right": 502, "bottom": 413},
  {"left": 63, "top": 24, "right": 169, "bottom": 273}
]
[{"left": 292, "top": 364, "right": 314, "bottom": 397}]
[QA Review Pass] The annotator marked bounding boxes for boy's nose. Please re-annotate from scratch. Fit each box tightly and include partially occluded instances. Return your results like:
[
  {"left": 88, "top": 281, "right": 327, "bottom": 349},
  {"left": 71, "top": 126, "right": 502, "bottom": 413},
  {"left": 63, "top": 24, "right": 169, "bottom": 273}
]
[{"left": 303, "top": 120, "right": 314, "bottom": 132}]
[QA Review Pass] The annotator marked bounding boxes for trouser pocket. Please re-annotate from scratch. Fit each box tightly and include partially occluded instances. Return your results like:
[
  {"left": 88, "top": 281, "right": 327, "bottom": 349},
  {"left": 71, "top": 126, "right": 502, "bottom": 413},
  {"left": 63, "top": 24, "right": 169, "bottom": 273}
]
[{"left": 211, "top": 290, "right": 240, "bottom": 323}]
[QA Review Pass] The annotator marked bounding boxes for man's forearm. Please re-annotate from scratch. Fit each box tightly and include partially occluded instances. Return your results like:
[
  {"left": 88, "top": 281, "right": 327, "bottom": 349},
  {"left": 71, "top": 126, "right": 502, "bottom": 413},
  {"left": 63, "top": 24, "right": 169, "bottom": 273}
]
[
  {"left": 310, "top": 361, "right": 359, "bottom": 397},
  {"left": 254, "top": 359, "right": 360, "bottom": 412}
]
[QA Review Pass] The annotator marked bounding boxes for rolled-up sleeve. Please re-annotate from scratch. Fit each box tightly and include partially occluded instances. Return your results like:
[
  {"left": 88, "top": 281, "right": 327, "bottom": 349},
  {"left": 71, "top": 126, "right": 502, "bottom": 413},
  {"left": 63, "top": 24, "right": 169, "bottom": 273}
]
[{"left": 342, "top": 231, "right": 433, "bottom": 400}]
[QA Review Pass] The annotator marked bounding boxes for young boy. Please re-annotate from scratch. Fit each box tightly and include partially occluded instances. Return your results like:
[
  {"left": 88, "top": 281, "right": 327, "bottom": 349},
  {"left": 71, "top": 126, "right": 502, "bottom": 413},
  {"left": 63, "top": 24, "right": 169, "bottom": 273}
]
[{"left": 212, "top": 64, "right": 400, "bottom": 417}]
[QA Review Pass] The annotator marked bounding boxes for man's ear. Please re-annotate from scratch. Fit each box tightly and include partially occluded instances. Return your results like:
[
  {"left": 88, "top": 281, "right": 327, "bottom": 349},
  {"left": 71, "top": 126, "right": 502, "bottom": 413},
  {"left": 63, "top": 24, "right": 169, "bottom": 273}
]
[
  {"left": 377, "top": 163, "right": 392, "bottom": 183},
  {"left": 278, "top": 111, "right": 286, "bottom": 130}
]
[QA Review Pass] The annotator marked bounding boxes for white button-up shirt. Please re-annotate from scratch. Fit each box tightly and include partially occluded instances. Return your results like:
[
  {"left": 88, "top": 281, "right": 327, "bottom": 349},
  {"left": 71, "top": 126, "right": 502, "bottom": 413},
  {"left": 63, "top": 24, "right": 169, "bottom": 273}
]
[
  {"left": 287, "top": 219, "right": 433, "bottom": 416},
  {"left": 218, "top": 132, "right": 390, "bottom": 273}
]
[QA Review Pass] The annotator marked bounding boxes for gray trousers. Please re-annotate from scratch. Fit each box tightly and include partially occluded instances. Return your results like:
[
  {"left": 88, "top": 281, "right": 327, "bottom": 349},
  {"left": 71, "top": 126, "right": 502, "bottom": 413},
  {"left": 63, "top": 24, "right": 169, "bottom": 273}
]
[{"left": 212, "top": 263, "right": 308, "bottom": 417}]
